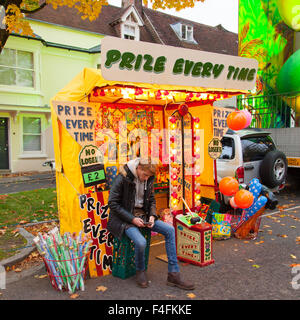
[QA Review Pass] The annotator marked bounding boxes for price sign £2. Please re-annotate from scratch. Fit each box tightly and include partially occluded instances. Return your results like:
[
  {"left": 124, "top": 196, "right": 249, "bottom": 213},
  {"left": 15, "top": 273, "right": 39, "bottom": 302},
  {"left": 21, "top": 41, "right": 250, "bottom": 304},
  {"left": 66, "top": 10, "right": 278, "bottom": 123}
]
[{"left": 79, "top": 145, "right": 107, "bottom": 188}]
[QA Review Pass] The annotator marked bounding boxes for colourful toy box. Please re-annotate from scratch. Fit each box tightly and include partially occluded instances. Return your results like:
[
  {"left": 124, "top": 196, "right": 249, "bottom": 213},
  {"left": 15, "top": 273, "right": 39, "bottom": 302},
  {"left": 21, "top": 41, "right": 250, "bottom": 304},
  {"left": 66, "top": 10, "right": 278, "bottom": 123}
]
[{"left": 174, "top": 213, "right": 214, "bottom": 267}]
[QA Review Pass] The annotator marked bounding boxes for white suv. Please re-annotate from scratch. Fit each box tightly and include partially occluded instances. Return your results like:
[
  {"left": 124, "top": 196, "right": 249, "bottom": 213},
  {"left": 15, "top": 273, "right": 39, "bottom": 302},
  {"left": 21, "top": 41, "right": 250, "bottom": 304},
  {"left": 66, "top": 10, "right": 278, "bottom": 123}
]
[{"left": 216, "top": 129, "right": 287, "bottom": 193}]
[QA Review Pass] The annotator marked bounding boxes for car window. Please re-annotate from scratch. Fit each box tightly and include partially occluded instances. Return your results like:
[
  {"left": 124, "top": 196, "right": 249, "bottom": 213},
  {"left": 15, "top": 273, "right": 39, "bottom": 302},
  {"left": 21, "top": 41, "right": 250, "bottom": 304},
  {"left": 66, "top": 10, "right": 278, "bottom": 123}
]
[
  {"left": 219, "top": 137, "right": 235, "bottom": 160},
  {"left": 241, "top": 135, "right": 275, "bottom": 162}
]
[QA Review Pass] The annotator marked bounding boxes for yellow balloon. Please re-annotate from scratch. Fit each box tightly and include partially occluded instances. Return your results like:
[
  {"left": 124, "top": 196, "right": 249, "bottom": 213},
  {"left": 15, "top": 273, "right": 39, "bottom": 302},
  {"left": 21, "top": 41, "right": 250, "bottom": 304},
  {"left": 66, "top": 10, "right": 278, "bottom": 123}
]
[{"left": 277, "top": 0, "right": 300, "bottom": 31}]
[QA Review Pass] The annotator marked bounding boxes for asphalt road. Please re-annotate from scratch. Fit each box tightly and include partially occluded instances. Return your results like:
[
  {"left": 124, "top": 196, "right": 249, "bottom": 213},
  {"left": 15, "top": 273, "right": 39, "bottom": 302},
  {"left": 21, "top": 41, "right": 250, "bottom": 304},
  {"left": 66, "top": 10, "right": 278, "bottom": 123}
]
[
  {"left": 1, "top": 174, "right": 300, "bottom": 308},
  {"left": 0, "top": 189, "right": 300, "bottom": 302}
]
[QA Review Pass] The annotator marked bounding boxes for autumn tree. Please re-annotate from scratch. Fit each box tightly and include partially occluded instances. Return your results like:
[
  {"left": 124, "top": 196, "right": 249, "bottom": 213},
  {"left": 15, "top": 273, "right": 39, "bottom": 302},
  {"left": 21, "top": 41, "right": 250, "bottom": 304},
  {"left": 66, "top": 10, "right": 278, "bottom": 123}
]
[{"left": 0, "top": 0, "right": 204, "bottom": 52}]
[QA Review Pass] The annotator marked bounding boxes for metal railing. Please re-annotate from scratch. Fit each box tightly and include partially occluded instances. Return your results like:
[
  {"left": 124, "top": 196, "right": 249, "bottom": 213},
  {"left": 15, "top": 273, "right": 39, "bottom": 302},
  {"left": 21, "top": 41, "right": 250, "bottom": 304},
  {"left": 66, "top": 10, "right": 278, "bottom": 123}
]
[{"left": 237, "top": 91, "right": 300, "bottom": 128}]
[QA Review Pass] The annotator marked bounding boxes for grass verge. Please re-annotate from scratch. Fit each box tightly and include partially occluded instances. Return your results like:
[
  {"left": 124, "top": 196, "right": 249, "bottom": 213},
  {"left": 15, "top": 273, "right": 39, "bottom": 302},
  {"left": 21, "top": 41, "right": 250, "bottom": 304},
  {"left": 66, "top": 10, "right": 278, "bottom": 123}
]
[{"left": 0, "top": 188, "right": 58, "bottom": 260}]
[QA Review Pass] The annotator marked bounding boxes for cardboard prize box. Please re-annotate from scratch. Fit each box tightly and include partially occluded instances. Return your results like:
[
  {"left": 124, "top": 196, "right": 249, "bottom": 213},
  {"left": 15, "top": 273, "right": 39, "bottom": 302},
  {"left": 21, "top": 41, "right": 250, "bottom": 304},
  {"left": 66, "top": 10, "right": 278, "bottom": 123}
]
[{"left": 174, "top": 213, "right": 214, "bottom": 267}]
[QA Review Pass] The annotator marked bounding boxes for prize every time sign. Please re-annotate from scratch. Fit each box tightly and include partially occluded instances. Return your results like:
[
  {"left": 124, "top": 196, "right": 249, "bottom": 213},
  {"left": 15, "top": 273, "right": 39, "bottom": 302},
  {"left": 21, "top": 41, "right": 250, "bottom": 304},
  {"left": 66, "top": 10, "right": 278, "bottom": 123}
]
[{"left": 101, "top": 36, "right": 259, "bottom": 91}]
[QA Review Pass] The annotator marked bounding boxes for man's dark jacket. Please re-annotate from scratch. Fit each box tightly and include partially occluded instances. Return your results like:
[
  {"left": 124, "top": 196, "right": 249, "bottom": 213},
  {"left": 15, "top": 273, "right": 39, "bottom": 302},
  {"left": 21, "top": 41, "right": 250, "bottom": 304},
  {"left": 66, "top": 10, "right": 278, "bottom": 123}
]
[{"left": 107, "top": 164, "right": 158, "bottom": 240}]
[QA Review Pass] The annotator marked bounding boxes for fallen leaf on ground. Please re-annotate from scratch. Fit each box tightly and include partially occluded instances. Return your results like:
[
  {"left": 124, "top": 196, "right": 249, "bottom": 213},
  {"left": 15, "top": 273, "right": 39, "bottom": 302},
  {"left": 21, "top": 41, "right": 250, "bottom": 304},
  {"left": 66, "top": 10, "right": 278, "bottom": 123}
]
[
  {"left": 290, "top": 226, "right": 297, "bottom": 228},
  {"left": 14, "top": 268, "right": 22, "bottom": 273},
  {"left": 34, "top": 274, "right": 48, "bottom": 279},
  {"left": 70, "top": 293, "right": 79, "bottom": 299},
  {"left": 166, "top": 294, "right": 176, "bottom": 298},
  {"left": 187, "top": 293, "right": 196, "bottom": 299},
  {"left": 290, "top": 264, "right": 300, "bottom": 267},
  {"left": 252, "top": 265, "right": 260, "bottom": 268},
  {"left": 255, "top": 241, "right": 264, "bottom": 245},
  {"left": 291, "top": 254, "right": 297, "bottom": 259},
  {"left": 182, "top": 262, "right": 190, "bottom": 266},
  {"left": 277, "top": 234, "right": 288, "bottom": 238},
  {"left": 96, "top": 286, "right": 107, "bottom": 292}
]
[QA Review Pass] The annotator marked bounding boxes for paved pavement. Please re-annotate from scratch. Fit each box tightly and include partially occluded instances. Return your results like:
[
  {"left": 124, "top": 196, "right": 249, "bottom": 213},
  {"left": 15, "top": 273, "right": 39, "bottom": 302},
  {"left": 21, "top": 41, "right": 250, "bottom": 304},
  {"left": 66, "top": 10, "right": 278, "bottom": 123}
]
[
  {"left": 1, "top": 172, "right": 300, "bottom": 305},
  {"left": 0, "top": 171, "right": 56, "bottom": 194}
]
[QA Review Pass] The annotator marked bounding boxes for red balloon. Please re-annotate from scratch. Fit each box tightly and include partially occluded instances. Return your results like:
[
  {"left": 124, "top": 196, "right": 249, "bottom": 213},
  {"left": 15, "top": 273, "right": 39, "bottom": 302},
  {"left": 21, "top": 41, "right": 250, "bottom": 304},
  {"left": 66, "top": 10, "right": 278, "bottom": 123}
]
[
  {"left": 227, "top": 111, "right": 247, "bottom": 131},
  {"left": 234, "top": 189, "right": 254, "bottom": 209},
  {"left": 219, "top": 177, "right": 239, "bottom": 196}
]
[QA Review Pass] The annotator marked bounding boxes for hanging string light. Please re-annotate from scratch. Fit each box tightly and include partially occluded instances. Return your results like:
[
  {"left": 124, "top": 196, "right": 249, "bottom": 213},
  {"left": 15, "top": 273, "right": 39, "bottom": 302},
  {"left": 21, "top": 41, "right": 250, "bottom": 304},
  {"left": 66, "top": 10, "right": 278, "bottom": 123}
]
[{"left": 90, "top": 86, "right": 229, "bottom": 104}]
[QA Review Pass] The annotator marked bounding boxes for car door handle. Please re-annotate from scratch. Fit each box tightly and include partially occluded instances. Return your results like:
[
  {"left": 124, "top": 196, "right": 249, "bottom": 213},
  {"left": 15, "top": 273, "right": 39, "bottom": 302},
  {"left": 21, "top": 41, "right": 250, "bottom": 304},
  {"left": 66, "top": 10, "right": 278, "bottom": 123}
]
[{"left": 244, "top": 165, "right": 254, "bottom": 170}]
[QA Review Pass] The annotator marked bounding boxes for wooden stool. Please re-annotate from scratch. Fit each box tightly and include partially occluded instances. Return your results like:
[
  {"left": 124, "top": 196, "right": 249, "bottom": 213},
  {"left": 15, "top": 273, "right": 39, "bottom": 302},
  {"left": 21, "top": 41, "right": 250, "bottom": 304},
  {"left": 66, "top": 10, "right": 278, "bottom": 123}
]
[{"left": 112, "top": 228, "right": 151, "bottom": 279}]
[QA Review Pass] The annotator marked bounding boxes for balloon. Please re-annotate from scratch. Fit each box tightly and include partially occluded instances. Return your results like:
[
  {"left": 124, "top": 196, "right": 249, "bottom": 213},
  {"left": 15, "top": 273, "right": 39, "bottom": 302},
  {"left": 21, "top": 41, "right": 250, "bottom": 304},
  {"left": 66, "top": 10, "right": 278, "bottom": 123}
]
[
  {"left": 241, "top": 109, "right": 252, "bottom": 128},
  {"left": 234, "top": 189, "right": 254, "bottom": 209},
  {"left": 219, "top": 177, "right": 239, "bottom": 196},
  {"left": 227, "top": 111, "right": 247, "bottom": 131},
  {"left": 277, "top": 0, "right": 300, "bottom": 31},
  {"left": 277, "top": 50, "right": 300, "bottom": 94},
  {"left": 230, "top": 197, "right": 238, "bottom": 209}
]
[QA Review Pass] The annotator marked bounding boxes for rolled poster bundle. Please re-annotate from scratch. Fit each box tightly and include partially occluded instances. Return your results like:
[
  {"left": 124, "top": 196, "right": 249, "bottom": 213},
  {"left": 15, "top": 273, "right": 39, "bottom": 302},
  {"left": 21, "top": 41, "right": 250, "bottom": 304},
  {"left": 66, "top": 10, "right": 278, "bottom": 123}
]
[{"left": 33, "top": 227, "right": 92, "bottom": 293}]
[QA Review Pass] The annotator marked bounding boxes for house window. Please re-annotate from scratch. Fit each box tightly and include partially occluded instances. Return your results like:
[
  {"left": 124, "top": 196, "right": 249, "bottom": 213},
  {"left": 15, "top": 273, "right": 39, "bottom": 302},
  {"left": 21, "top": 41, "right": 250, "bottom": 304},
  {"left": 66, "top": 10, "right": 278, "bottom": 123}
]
[
  {"left": 181, "top": 24, "right": 193, "bottom": 41},
  {"left": 0, "top": 48, "right": 34, "bottom": 88},
  {"left": 23, "top": 117, "right": 41, "bottom": 152},
  {"left": 123, "top": 24, "right": 136, "bottom": 40},
  {"left": 0, "top": 6, "right": 5, "bottom": 30}
]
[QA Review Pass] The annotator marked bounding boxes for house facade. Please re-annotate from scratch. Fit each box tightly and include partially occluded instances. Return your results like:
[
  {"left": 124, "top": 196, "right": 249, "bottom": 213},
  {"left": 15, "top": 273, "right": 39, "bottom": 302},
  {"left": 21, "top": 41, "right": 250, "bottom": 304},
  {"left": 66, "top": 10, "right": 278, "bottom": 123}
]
[{"left": 0, "top": 0, "right": 238, "bottom": 173}]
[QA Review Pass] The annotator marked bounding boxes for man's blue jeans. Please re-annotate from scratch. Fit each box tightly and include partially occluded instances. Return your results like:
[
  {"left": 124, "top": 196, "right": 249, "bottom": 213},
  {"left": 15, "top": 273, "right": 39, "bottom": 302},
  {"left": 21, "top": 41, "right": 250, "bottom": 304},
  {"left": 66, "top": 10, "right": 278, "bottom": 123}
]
[{"left": 125, "top": 219, "right": 180, "bottom": 273}]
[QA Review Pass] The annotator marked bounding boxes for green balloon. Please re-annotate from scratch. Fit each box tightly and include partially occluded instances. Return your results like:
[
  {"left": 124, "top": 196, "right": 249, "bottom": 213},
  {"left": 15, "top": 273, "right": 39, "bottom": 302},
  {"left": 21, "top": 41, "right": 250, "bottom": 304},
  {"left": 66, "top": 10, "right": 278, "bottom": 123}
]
[
  {"left": 277, "top": 50, "right": 300, "bottom": 94},
  {"left": 277, "top": 0, "right": 300, "bottom": 31}
]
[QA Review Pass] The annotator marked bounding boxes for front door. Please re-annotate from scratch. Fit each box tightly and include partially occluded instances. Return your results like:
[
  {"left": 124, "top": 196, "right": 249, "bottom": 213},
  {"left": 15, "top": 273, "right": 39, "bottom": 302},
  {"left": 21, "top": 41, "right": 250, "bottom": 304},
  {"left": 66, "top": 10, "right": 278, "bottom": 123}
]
[{"left": 0, "top": 118, "right": 9, "bottom": 170}]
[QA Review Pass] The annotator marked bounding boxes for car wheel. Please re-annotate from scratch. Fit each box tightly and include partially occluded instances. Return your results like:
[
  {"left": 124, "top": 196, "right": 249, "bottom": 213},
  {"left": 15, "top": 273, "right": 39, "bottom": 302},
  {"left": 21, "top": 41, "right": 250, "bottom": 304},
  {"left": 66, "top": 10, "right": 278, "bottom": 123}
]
[{"left": 259, "top": 150, "right": 287, "bottom": 188}]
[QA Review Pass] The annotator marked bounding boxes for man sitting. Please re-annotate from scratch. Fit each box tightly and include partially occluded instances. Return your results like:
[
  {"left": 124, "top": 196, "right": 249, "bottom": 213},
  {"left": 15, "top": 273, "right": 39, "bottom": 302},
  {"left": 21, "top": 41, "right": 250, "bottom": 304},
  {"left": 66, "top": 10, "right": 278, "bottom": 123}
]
[{"left": 107, "top": 157, "right": 195, "bottom": 290}]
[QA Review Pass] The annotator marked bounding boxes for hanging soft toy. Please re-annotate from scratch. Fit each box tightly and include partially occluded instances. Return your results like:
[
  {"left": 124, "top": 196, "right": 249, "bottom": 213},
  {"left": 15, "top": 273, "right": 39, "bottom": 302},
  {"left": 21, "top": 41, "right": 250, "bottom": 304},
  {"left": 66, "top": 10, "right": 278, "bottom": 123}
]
[{"left": 233, "top": 178, "right": 268, "bottom": 239}]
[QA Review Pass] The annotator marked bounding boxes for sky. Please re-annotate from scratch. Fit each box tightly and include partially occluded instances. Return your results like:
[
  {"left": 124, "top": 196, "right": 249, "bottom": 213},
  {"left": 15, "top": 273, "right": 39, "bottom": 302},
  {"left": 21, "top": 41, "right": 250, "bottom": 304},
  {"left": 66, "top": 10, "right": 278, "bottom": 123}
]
[{"left": 107, "top": 0, "right": 239, "bottom": 33}]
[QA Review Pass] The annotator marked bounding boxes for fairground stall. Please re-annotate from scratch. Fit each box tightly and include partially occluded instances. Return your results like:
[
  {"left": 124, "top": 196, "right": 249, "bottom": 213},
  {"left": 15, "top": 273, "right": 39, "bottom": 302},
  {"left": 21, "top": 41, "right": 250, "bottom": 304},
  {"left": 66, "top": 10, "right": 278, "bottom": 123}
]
[{"left": 50, "top": 36, "right": 258, "bottom": 278}]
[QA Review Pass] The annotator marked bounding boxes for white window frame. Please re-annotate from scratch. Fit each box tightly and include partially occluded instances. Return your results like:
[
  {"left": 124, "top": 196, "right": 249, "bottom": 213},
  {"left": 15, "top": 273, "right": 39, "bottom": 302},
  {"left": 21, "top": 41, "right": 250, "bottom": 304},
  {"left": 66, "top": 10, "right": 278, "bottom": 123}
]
[
  {"left": 0, "top": 43, "right": 41, "bottom": 94},
  {"left": 121, "top": 21, "right": 140, "bottom": 41},
  {"left": 0, "top": 47, "right": 36, "bottom": 89},
  {"left": 19, "top": 114, "right": 47, "bottom": 158},
  {"left": 181, "top": 24, "right": 194, "bottom": 41}
]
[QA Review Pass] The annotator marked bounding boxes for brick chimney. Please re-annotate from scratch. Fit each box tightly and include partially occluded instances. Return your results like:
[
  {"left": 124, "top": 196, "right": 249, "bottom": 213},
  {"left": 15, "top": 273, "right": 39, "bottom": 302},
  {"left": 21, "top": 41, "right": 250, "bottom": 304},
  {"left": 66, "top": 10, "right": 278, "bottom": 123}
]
[
  {"left": 122, "top": 0, "right": 143, "bottom": 16},
  {"left": 121, "top": 0, "right": 134, "bottom": 8}
]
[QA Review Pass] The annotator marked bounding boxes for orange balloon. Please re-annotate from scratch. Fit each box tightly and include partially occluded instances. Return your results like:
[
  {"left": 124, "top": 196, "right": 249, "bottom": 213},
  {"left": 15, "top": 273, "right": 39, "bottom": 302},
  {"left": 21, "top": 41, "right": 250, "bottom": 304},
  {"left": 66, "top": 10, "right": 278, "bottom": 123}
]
[
  {"left": 227, "top": 111, "right": 247, "bottom": 131},
  {"left": 219, "top": 177, "right": 239, "bottom": 196},
  {"left": 234, "top": 189, "right": 254, "bottom": 209}
]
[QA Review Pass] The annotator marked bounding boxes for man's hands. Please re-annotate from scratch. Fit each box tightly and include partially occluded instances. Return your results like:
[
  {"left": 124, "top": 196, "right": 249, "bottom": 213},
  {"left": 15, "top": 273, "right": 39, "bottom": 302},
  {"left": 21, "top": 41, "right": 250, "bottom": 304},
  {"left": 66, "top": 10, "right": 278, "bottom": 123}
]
[
  {"left": 147, "top": 216, "right": 155, "bottom": 228},
  {"left": 132, "top": 216, "right": 155, "bottom": 228},
  {"left": 132, "top": 217, "right": 145, "bottom": 228}
]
